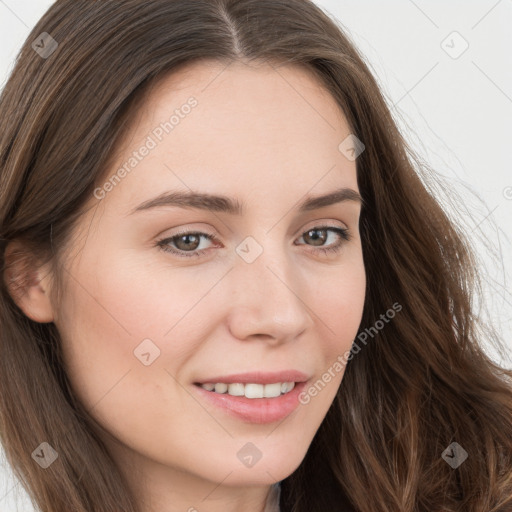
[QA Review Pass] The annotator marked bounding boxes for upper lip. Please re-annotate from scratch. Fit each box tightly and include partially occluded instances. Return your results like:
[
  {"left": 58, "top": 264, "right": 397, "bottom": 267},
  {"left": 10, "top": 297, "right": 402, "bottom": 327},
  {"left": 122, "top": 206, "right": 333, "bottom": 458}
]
[{"left": 194, "top": 370, "right": 310, "bottom": 385}]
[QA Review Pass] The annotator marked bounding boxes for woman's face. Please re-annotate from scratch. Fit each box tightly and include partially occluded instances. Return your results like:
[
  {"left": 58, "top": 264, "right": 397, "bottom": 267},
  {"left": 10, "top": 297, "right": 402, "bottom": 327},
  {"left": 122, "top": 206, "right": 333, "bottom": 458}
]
[{"left": 48, "top": 61, "right": 366, "bottom": 506}]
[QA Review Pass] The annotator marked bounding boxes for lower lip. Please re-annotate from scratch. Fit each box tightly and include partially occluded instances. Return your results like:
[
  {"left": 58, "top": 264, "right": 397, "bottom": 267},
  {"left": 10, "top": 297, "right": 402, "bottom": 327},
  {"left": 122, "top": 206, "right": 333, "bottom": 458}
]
[{"left": 192, "top": 381, "right": 308, "bottom": 424}]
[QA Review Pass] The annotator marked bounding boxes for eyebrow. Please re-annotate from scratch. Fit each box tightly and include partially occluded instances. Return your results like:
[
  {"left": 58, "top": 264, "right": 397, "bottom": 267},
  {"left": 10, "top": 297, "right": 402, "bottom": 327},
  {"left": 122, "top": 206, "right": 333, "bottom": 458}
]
[{"left": 127, "top": 186, "right": 363, "bottom": 216}]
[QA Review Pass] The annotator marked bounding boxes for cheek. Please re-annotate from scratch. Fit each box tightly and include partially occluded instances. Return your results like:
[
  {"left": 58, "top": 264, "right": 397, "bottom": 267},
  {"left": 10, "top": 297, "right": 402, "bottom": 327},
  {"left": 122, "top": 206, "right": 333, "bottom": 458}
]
[
  {"left": 53, "top": 260, "right": 186, "bottom": 417},
  {"left": 310, "top": 258, "right": 366, "bottom": 345},
  {"left": 293, "top": 259, "right": 365, "bottom": 410},
  {"left": 56, "top": 248, "right": 226, "bottom": 418},
  {"left": 55, "top": 273, "right": 187, "bottom": 451}
]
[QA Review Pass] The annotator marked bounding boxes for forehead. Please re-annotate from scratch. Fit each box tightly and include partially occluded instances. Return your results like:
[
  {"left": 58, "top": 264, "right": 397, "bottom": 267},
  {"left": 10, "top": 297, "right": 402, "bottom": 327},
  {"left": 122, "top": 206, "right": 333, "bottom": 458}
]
[
  {"left": 125, "top": 58, "right": 352, "bottom": 152},
  {"left": 148, "top": 59, "right": 340, "bottom": 112},
  {"left": 89, "top": 59, "right": 358, "bottom": 219}
]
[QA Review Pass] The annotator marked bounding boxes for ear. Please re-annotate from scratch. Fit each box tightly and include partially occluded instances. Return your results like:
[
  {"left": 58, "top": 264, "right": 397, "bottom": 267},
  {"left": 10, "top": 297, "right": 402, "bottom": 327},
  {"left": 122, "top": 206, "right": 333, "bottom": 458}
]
[{"left": 3, "top": 240, "right": 55, "bottom": 323}]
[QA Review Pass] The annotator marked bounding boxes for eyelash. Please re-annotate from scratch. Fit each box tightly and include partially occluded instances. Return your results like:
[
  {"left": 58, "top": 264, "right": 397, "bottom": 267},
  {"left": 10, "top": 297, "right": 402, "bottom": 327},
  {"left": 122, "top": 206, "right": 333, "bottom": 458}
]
[{"left": 155, "top": 225, "right": 351, "bottom": 259}]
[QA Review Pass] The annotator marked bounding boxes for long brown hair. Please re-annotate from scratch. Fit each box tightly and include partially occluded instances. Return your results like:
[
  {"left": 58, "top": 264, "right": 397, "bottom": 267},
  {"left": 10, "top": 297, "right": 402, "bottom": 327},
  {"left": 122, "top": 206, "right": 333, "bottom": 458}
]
[{"left": 1, "top": 1, "right": 511, "bottom": 511}]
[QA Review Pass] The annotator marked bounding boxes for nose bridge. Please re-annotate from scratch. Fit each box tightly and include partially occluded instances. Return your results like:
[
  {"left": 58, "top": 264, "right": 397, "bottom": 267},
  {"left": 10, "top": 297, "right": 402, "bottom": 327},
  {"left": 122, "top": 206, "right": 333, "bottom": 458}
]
[{"left": 226, "top": 235, "right": 313, "bottom": 340}]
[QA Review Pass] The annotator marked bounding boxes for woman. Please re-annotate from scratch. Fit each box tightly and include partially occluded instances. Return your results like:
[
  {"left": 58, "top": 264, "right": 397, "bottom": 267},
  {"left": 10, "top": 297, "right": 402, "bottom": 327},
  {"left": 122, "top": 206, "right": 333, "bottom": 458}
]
[{"left": 1, "top": 1, "right": 511, "bottom": 511}]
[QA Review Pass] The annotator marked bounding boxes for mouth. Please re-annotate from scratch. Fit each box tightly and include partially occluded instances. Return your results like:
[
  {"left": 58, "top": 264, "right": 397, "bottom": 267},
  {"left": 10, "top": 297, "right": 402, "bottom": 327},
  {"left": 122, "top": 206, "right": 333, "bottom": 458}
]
[
  {"left": 192, "top": 370, "right": 310, "bottom": 424},
  {"left": 194, "top": 381, "right": 297, "bottom": 398},
  {"left": 193, "top": 369, "right": 309, "bottom": 397}
]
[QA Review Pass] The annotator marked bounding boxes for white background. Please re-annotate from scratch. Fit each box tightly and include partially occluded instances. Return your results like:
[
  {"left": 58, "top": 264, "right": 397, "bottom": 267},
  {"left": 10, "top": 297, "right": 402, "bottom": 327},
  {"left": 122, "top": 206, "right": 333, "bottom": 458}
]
[{"left": 1, "top": 1, "right": 511, "bottom": 510}]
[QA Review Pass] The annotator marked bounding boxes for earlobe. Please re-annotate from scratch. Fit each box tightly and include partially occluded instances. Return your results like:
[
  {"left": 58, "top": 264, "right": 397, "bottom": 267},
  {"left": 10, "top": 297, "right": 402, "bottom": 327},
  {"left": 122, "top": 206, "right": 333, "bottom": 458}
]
[{"left": 3, "top": 242, "right": 55, "bottom": 324}]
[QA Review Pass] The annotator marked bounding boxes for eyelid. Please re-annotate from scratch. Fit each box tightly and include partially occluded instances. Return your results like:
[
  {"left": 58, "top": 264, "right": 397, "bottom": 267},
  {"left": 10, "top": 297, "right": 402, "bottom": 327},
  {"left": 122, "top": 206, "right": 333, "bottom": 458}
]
[{"left": 298, "top": 219, "right": 348, "bottom": 234}]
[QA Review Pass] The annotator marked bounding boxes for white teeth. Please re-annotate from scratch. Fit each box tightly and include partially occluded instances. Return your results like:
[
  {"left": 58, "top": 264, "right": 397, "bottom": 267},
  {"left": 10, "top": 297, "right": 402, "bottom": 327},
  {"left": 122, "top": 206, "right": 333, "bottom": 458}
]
[
  {"left": 263, "top": 383, "right": 282, "bottom": 398},
  {"left": 281, "top": 382, "right": 295, "bottom": 393},
  {"left": 245, "top": 383, "right": 263, "bottom": 398},
  {"left": 200, "top": 381, "right": 296, "bottom": 398},
  {"left": 214, "top": 383, "right": 228, "bottom": 394},
  {"left": 228, "top": 383, "right": 245, "bottom": 396}
]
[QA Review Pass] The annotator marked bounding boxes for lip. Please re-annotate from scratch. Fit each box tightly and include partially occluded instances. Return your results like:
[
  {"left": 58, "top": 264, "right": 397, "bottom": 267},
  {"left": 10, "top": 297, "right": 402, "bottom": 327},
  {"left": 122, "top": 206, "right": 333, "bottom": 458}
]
[
  {"left": 194, "top": 370, "right": 309, "bottom": 385},
  {"left": 192, "top": 377, "right": 310, "bottom": 424}
]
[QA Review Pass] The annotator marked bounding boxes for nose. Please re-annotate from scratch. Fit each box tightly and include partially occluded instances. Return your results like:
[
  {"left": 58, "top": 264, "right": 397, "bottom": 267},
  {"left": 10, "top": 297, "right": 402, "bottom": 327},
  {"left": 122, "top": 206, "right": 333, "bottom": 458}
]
[{"left": 226, "top": 247, "right": 314, "bottom": 344}]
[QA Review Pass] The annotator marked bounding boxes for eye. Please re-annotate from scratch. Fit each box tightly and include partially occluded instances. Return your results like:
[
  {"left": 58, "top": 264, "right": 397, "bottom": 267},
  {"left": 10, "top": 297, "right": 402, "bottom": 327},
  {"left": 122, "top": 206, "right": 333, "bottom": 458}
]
[
  {"left": 156, "top": 225, "right": 351, "bottom": 259},
  {"left": 294, "top": 226, "right": 351, "bottom": 256},
  {"left": 156, "top": 230, "right": 217, "bottom": 258}
]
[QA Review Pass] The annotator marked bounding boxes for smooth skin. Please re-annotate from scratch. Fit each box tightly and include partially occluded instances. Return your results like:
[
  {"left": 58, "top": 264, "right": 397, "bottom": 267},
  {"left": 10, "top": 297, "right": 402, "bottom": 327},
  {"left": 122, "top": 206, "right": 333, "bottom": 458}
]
[{"left": 8, "top": 60, "right": 366, "bottom": 512}]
